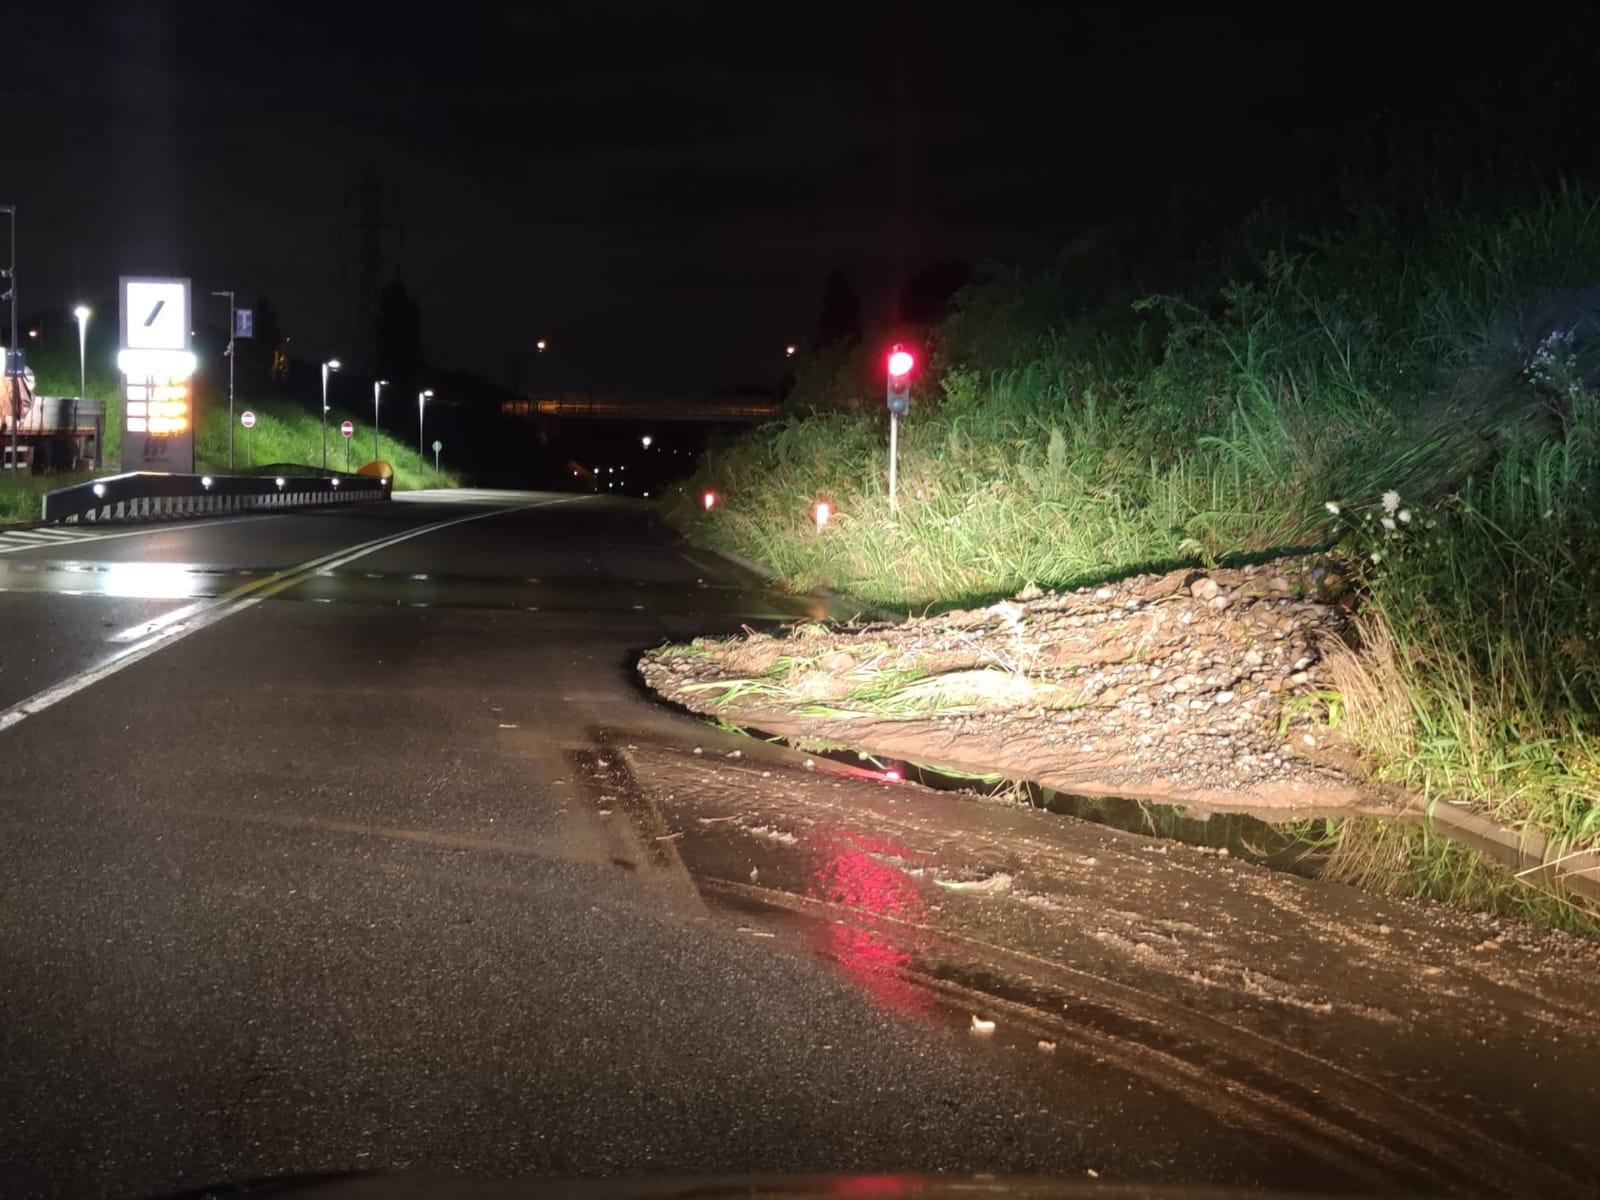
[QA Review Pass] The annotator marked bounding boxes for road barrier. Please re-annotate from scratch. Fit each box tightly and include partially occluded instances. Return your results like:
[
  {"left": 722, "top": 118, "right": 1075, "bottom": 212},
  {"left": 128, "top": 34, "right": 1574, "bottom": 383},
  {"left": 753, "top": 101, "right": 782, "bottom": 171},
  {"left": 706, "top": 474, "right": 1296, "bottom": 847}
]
[{"left": 40, "top": 471, "right": 390, "bottom": 524}]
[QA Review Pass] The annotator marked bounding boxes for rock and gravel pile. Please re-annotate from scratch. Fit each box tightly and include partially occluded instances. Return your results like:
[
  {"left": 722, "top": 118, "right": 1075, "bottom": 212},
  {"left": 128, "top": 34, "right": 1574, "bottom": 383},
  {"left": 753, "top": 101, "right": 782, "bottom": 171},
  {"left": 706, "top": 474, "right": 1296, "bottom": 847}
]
[{"left": 641, "top": 556, "right": 1390, "bottom": 813}]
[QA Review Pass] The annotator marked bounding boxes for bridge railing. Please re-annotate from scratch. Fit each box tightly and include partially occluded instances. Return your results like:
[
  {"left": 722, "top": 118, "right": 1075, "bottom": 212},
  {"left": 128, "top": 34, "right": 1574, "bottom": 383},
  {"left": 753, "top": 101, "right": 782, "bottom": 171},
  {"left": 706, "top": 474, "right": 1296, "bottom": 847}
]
[
  {"left": 505, "top": 393, "right": 778, "bottom": 422},
  {"left": 40, "top": 471, "right": 389, "bottom": 524}
]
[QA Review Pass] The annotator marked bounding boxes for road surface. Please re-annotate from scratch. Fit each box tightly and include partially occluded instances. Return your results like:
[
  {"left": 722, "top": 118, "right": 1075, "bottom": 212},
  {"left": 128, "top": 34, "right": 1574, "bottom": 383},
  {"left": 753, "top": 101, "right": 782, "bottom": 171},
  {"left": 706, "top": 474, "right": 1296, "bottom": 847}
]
[{"left": 0, "top": 490, "right": 1596, "bottom": 1198}]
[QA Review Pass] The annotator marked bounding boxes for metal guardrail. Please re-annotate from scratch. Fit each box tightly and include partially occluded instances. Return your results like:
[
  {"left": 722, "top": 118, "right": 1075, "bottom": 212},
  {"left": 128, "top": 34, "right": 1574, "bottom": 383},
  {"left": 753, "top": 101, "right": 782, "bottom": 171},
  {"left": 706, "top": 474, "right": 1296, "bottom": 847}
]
[{"left": 40, "top": 471, "right": 390, "bottom": 524}]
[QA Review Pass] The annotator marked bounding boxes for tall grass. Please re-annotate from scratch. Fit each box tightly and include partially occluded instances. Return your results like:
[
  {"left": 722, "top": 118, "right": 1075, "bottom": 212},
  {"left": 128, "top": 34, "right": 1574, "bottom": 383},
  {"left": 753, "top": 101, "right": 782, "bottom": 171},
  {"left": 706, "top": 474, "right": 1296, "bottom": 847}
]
[{"left": 1325, "top": 395, "right": 1600, "bottom": 857}]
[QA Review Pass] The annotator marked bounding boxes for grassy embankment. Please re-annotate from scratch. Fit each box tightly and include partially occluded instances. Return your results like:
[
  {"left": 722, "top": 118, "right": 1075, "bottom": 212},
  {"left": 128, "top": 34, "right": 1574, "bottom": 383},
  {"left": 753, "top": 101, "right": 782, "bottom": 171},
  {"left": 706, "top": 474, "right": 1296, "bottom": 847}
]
[
  {"left": 670, "top": 126, "right": 1600, "bottom": 927},
  {"left": 1, "top": 347, "right": 457, "bottom": 521}
]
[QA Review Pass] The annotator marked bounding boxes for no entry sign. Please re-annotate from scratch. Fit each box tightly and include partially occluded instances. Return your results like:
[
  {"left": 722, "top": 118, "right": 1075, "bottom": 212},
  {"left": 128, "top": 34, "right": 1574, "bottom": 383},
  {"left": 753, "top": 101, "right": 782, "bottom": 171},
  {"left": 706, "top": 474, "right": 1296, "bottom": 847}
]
[
  {"left": 240, "top": 410, "right": 256, "bottom": 429},
  {"left": 340, "top": 419, "right": 354, "bottom": 439}
]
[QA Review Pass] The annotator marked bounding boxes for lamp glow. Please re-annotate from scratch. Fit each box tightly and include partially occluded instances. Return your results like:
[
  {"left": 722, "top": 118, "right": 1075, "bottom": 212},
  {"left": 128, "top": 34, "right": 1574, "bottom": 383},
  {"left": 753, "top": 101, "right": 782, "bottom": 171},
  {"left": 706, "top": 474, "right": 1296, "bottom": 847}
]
[{"left": 117, "top": 348, "right": 197, "bottom": 378}]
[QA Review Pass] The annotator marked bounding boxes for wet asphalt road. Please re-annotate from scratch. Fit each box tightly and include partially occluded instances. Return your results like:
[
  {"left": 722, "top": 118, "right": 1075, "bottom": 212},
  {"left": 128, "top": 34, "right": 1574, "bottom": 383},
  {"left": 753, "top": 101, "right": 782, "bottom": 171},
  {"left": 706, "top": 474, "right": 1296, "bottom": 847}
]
[
  {"left": 7, "top": 490, "right": 1594, "bottom": 1199},
  {"left": 0, "top": 492, "right": 1104, "bottom": 1199}
]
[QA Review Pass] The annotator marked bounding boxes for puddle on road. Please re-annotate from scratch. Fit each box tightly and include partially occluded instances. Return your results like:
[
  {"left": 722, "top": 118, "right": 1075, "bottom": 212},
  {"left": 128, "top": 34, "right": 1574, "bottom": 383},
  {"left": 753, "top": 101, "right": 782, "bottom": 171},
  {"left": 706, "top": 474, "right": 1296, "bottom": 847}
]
[
  {"left": 1024, "top": 787, "right": 1337, "bottom": 876},
  {"left": 707, "top": 732, "right": 1357, "bottom": 879}
]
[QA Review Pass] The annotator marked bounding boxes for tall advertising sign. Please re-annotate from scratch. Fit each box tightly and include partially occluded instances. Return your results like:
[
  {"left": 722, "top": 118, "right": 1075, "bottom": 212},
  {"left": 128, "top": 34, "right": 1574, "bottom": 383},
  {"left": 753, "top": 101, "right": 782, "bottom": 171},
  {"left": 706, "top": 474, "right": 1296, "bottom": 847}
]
[{"left": 118, "top": 276, "right": 196, "bottom": 473}]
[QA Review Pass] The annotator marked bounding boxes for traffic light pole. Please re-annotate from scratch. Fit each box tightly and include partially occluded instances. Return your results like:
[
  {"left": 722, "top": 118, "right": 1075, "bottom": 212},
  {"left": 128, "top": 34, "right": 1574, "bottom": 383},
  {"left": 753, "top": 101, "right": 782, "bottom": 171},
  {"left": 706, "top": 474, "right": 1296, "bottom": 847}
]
[
  {"left": 888, "top": 411, "right": 899, "bottom": 513},
  {"left": 885, "top": 343, "right": 913, "bottom": 516}
]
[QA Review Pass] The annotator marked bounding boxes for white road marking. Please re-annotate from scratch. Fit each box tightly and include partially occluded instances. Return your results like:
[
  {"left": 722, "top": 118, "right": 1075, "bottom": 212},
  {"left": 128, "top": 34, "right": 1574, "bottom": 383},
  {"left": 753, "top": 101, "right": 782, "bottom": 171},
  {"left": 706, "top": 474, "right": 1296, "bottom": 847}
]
[
  {"left": 20, "top": 528, "right": 93, "bottom": 540},
  {"left": 0, "top": 530, "right": 79, "bottom": 545},
  {"left": 0, "top": 513, "right": 278, "bottom": 556},
  {"left": 0, "top": 495, "right": 586, "bottom": 735}
]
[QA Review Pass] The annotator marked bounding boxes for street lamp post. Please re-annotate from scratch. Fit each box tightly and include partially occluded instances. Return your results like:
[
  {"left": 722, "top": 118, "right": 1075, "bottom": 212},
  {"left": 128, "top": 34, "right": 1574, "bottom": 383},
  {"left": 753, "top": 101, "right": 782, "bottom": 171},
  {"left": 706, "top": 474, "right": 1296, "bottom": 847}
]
[
  {"left": 417, "top": 388, "right": 433, "bottom": 458},
  {"left": 320, "top": 358, "right": 340, "bottom": 470},
  {"left": 3, "top": 205, "right": 17, "bottom": 474},
  {"left": 73, "top": 305, "right": 90, "bottom": 466},
  {"left": 373, "top": 378, "right": 387, "bottom": 464},
  {"left": 211, "top": 291, "right": 236, "bottom": 467}
]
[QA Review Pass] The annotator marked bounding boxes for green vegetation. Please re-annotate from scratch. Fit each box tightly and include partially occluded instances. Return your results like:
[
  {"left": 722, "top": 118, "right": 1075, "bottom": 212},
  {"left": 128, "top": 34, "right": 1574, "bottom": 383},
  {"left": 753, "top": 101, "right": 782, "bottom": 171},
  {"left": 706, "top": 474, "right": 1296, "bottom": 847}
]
[
  {"left": 669, "top": 84, "right": 1600, "bottom": 923},
  {"left": 190, "top": 397, "right": 459, "bottom": 491},
  {"left": 0, "top": 471, "right": 95, "bottom": 523},
  {"left": 1, "top": 344, "right": 458, "bottom": 522}
]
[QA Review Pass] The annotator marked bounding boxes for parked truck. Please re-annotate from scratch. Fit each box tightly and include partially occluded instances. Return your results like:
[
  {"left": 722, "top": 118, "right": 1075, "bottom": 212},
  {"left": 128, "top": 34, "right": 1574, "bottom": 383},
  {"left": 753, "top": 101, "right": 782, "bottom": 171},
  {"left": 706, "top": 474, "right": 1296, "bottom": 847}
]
[{"left": 0, "top": 362, "right": 105, "bottom": 471}]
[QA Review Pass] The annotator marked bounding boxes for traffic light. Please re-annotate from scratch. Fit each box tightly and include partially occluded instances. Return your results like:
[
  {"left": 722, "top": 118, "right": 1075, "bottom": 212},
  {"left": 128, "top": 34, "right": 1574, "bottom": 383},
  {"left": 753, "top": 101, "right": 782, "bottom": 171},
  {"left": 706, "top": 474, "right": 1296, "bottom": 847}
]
[{"left": 887, "top": 344, "right": 914, "bottom": 415}]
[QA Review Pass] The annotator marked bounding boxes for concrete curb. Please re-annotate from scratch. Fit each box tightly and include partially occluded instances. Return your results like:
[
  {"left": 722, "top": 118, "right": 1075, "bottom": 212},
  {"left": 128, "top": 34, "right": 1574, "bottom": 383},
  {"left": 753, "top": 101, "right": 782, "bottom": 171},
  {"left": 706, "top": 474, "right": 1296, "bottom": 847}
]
[{"left": 1412, "top": 797, "right": 1600, "bottom": 906}]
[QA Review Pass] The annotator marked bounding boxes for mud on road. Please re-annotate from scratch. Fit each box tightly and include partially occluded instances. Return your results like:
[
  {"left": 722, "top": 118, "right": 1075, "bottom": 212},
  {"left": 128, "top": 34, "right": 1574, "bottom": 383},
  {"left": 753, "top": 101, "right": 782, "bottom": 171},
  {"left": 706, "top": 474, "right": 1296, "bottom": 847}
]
[
  {"left": 570, "top": 724, "right": 1600, "bottom": 1197},
  {"left": 640, "top": 557, "right": 1377, "bottom": 815}
]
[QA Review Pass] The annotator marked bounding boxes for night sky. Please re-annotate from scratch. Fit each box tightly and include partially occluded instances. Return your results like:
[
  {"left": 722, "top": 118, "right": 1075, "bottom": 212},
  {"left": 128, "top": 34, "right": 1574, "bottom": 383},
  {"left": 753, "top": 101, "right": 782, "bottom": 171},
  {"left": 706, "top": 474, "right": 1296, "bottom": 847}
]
[{"left": 3, "top": 4, "right": 1523, "bottom": 394}]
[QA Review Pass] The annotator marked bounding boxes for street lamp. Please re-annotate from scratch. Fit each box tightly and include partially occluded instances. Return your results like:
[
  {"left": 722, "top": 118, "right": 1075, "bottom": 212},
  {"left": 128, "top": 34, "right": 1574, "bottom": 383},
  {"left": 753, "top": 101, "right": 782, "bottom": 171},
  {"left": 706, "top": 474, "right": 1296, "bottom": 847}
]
[
  {"left": 320, "top": 358, "right": 340, "bottom": 470},
  {"left": 536, "top": 338, "right": 548, "bottom": 352},
  {"left": 373, "top": 378, "right": 387, "bottom": 464},
  {"left": 785, "top": 344, "right": 796, "bottom": 358},
  {"left": 641, "top": 434, "right": 652, "bottom": 449},
  {"left": 72, "top": 305, "right": 89, "bottom": 465},
  {"left": 3, "top": 204, "right": 18, "bottom": 475},
  {"left": 418, "top": 387, "right": 433, "bottom": 457},
  {"left": 211, "top": 290, "right": 236, "bottom": 466}
]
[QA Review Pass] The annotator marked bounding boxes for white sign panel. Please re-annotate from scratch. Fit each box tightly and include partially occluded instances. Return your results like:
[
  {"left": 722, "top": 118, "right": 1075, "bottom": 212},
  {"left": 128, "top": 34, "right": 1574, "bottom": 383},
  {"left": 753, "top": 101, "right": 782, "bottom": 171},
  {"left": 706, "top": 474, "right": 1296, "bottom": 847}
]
[{"left": 122, "top": 277, "right": 191, "bottom": 351}]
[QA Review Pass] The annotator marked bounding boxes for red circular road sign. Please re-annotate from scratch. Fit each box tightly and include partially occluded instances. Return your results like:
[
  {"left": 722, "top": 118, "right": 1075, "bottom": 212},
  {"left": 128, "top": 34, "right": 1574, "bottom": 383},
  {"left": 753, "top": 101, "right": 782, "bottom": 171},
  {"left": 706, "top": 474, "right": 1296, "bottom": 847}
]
[
  {"left": 340, "top": 419, "right": 355, "bottom": 438},
  {"left": 240, "top": 410, "right": 256, "bottom": 429}
]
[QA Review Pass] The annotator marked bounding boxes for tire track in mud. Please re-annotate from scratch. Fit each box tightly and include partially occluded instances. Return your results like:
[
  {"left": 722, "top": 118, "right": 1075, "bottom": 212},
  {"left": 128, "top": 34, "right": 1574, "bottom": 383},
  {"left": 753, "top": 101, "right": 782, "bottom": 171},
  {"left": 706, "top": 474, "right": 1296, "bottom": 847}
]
[{"left": 568, "top": 726, "right": 1597, "bottom": 1197}]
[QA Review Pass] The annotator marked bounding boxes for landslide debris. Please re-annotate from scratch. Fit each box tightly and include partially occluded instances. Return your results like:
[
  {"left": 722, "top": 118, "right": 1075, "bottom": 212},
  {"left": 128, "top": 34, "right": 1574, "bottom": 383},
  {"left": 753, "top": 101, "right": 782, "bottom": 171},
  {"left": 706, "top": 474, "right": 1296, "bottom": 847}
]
[{"left": 641, "top": 557, "right": 1384, "bottom": 812}]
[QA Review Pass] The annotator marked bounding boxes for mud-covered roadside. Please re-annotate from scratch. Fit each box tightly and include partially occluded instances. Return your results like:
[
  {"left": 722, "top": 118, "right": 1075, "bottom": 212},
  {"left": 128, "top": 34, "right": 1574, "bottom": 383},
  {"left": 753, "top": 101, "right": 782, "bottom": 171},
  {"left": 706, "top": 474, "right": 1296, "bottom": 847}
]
[
  {"left": 641, "top": 556, "right": 1382, "bottom": 814},
  {"left": 580, "top": 728, "right": 1600, "bottom": 1195}
]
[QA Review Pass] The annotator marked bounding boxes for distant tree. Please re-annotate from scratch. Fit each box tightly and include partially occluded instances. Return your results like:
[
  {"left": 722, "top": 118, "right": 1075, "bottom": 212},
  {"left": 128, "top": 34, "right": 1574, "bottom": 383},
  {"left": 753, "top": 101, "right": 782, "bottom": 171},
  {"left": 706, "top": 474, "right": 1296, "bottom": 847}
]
[
  {"left": 813, "top": 269, "right": 862, "bottom": 351},
  {"left": 375, "top": 278, "right": 425, "bottom": 396},
  {"left": 898, "top": 260, "right": 972, "bottom": 327},
  {"left": 237, "top": 296, "right": 285, "bottom": 391}
]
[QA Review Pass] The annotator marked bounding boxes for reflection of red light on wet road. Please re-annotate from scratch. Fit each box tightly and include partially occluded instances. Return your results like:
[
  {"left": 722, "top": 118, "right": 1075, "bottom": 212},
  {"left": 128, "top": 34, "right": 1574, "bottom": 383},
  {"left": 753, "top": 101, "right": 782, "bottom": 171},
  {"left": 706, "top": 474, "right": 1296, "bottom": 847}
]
[
  {"left": 809, "top": 832, "right": 930, "bottom": 1015},
  {"left": 813, "top": 834, "right": 924, "bottom": 919},
  {"left": 836, "top": 1174, "right": 918, "bottom": 1197},
  {"left": 821, "top": 922, "right": 930, "bottom": 1016}
]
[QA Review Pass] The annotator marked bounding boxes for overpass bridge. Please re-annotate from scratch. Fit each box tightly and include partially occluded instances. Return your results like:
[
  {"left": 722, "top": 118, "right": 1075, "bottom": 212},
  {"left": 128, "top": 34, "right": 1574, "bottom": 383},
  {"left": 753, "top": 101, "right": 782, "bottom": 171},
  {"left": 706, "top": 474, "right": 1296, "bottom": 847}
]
[{"left": 502, "top": 392, "right": 778, "bottom": 424}]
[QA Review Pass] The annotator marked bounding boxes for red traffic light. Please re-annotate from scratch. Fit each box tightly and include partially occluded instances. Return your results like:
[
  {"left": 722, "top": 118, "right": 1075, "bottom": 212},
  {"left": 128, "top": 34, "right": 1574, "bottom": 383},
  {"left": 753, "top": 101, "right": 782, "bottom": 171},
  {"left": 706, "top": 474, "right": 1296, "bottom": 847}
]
[{"left": 887, "top": 346, "right": 914, "bottom": 378}]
